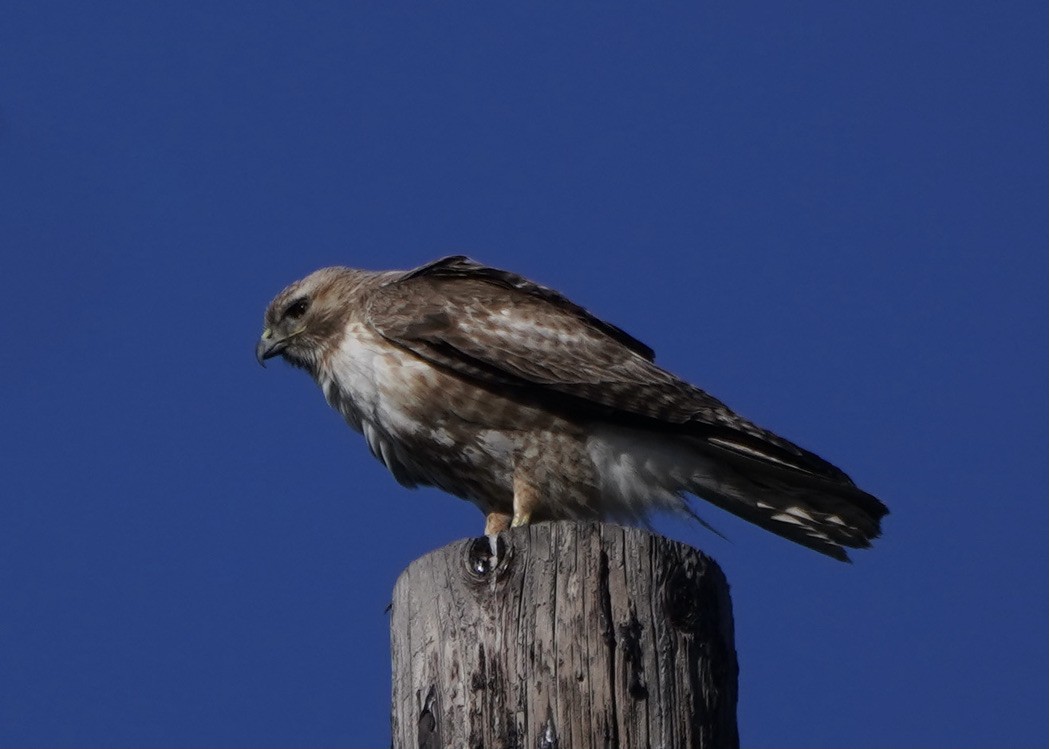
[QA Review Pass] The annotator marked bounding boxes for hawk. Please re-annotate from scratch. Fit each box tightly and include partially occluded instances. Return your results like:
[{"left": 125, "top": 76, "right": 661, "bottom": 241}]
[{"left": 256, "top": 256, "right": 887, "bottom": 560}]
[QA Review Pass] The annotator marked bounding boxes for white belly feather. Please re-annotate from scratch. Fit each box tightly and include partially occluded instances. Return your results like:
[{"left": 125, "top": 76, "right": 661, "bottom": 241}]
[
  {"left": 586, "top": 424, "right": 721, "bottom": 520},
  {"left": 317, "top": 323, "right": 515, "bottom": 498}
]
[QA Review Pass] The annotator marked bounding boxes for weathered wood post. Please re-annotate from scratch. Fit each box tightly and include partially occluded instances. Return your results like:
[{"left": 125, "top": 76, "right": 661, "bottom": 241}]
[{"left": 390, "top": 522, "right": 738, "bottom": 748}]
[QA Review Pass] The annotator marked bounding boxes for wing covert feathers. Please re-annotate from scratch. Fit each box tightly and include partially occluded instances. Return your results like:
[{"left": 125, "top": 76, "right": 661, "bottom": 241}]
[
  {"left": 363, "top": 255, "right": 887, "bottom": 560},
  {"left": 398, "top": 255, "right": 656, "bottom": 359}
]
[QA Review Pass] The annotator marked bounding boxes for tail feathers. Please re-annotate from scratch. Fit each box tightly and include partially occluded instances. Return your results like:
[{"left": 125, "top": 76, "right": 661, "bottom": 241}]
[
  {"left": 690, "top": 471, "right": 888, "bottom": 562},
  {"left": 584, "top": 425, "right": 886, "bottom": 560}
]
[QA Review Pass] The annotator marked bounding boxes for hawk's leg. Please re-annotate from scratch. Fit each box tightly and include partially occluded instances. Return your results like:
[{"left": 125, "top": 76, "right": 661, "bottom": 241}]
[
  {"left": 509, "top": 429, "right": 599, "bottom": 526},
  {"left": 511, "top": 472, "right": 541, "bottom": 527},
  {"left": 484, "top": 511, "right": 512, "bottom": 535}
]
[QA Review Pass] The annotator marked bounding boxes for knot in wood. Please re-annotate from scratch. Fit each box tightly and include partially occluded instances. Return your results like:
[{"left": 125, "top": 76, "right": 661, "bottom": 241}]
[
  {"left": 617, "top": 609, "right": 649, "bottom": 700},
  {"left": 537, "top": 709, "right": 559, "bottom": 748},
  {"left": 465, "top": 535, "right": 508, "bottom": 581},
  {"left": 664, "top": 561, "right": 706, "bottom": 634},
  {"left": 417, "top": 685, "right": 439, "bottom": 749}
]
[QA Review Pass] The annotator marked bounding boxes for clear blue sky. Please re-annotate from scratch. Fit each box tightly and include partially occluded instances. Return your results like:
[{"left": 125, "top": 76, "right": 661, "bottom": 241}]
[{"left": 1, "top": 3, "right": 1046, "bottom": 747}]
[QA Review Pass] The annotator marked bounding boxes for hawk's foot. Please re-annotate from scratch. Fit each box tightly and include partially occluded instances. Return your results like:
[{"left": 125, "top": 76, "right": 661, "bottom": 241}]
[
  {"left": 510, "top": 511, "right": 532, "bottom": 528},
  {"left": 484, "top": 512, "right": 512, "bottom": 535}
]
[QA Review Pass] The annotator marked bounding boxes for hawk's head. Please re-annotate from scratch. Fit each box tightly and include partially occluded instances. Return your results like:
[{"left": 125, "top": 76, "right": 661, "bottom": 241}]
[{"left": 256, "top": 266, "right": 362, "bottom": 373}]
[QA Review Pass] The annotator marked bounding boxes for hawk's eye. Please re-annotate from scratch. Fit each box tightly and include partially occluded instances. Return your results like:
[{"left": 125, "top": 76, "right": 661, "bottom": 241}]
[{"left": 285, "top": 297, "right": 309, "bottom": 320}]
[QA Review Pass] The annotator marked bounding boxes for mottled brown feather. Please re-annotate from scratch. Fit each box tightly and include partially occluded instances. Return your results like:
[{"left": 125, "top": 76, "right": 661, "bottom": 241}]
[{"left": 366, "top": 257, "right": 871, "bottom": 491}]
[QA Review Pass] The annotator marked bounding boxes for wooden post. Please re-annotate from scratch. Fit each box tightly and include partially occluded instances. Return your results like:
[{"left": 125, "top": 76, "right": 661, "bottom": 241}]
[{"left": 390, "top": 522, "right": 738, "bottom": 748}]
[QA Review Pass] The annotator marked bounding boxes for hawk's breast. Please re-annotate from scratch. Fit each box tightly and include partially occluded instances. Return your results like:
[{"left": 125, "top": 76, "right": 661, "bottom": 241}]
[{"left": 318, "top": 322, "right": 520, "bottom": 506}]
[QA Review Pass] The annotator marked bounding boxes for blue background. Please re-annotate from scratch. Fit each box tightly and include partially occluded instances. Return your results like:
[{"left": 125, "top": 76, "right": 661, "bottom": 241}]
[{"left": 2, "top": 3, "right": 1046, "bottom": 747}]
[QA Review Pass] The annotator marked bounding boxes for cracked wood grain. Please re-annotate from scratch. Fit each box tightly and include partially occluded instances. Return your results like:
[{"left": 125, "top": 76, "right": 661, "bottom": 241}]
[{"left": 390, "top": 522, "right": 738, "bottom": 748}]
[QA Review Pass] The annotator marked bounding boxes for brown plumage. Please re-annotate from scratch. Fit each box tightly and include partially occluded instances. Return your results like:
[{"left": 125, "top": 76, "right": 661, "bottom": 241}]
[{"left": 256, "top": 255, "right": 887, "bottom": 560}]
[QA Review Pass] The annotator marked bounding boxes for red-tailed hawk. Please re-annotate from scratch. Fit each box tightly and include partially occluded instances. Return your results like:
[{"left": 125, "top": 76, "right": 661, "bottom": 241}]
[{"left": 256, "top": 256, "right": 887, "bottom": 560}]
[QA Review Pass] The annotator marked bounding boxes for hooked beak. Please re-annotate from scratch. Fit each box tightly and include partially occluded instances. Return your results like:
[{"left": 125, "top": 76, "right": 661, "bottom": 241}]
[{"left": 255, "top": 327, "right": 285, "bottom": 366}]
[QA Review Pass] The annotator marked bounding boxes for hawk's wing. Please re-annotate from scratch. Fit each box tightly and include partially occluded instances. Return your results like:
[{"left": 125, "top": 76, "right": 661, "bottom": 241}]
[{"left": 366, "top": 257, "right": 865, "bottom": 490}]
